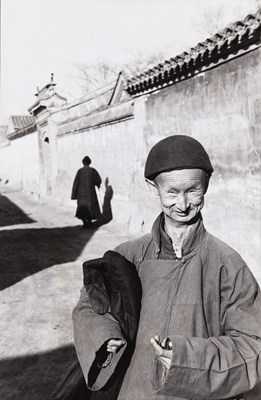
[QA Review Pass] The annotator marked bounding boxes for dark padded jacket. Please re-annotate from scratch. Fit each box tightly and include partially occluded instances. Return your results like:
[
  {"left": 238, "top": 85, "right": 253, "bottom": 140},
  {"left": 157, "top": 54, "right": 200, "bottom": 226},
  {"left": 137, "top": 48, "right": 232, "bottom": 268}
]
[{"left": 73, "top": 214, "right": 261, "bottom": 400}]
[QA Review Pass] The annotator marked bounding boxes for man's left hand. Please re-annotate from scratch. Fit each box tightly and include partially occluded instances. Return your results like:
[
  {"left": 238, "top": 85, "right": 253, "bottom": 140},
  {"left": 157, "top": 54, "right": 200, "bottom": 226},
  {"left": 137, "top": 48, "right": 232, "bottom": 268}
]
[{"left": 151, "top": 335, "right": 172, "bottom": 370}]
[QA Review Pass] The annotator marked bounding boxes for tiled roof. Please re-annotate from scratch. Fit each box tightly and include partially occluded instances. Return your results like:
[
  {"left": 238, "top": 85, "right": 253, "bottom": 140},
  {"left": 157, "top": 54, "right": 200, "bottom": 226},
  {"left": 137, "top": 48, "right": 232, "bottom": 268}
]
[
  {"left": 7, "top": 115, "right": 36, "bottom": 140},
  {"left": 10, "top": 115, "right": 35, "bottom": 130},
  {"left": 127, "top": 9, "right": 261, "bottom": 95},
  {"left": 58, "top": 99, "right": 134, "bottom": 136},
  {"left": 58, "top": 81, "right": 116, "bottom": 120}
]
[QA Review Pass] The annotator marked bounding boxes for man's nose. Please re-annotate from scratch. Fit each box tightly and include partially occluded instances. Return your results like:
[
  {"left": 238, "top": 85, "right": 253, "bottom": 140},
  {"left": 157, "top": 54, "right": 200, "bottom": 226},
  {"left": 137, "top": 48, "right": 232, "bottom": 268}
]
[{"left": 176, "top": 194, "right": 188, "bottom": 211}]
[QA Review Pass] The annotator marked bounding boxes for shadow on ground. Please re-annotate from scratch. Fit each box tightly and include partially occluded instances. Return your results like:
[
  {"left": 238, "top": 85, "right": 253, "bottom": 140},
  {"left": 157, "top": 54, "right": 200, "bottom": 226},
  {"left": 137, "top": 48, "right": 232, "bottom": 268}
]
[
  {"left": 0, "top": 186, "right": 115, "bottom": 399},
  {"left": 0, "top": 194, "right": 35, "bottom": 227},
  {"left": 0, "top": 345, "right": 79, "bottom": 400},
  {"left": 0, "top": 225, "right": 97, "bottom": 290},
  {"left": 0, "top": 179, "right": 114, "bottom": 290}
]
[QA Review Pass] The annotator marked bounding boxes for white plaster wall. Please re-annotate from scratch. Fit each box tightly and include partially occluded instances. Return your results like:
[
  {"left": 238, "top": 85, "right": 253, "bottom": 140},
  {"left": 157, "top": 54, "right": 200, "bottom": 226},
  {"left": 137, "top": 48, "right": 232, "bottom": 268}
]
[
  {"left": 0, "top": 132, "right": 39, "bottom": 194},
  {"left": 20, "top": 132, "right": 40, "bottom": 195},
  {"left": 0, "top": 140, "right": 22, "bottom": 190}
]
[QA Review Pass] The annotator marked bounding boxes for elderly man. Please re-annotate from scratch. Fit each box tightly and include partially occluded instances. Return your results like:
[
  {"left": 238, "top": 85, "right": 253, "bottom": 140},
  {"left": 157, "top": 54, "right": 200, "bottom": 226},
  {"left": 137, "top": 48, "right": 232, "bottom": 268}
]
[{"left": 72, "top": 135, "right": 261, "bottom": 400}]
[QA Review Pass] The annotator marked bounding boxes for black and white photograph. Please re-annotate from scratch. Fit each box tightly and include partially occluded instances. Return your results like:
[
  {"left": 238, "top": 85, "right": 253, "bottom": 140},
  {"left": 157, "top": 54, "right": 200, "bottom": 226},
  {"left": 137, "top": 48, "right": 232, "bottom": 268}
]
[{"left": 0, "top": 0, "right": 260, "bottom": 399}]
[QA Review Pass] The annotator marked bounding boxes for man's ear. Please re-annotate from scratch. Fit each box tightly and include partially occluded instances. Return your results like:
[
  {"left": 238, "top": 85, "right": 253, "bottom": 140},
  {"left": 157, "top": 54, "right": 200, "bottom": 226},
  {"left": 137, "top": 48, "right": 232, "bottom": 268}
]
[
  {"left": 204, "top": 173, "right": 210, "bottom": 194},
  {"left": 145, "top": 179, "right": 159, "bottom": 198}
]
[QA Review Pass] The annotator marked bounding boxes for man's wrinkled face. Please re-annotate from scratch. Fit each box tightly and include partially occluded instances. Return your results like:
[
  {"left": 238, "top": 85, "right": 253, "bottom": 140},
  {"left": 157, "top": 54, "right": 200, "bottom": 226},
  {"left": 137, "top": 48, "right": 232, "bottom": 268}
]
[{"left": 154, "top": 169, "right": 207, "bottom": 225}]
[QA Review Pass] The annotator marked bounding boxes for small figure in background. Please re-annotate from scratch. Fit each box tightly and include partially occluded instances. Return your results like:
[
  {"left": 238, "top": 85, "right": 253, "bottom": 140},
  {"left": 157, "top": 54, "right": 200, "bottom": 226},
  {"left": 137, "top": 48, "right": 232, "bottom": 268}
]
[{"left": 71, "top": 156, "right": 101, "bottom": 229}]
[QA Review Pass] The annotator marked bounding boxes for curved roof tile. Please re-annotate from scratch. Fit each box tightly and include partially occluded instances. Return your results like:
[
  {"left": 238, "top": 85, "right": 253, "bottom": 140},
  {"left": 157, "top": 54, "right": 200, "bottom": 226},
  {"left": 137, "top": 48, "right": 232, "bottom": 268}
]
[
  {"left": 11, "top": 115, "right": 35, "bottom": 130},
  {"left": 127, "top": 8, "right": 261, "bottom": 95}
]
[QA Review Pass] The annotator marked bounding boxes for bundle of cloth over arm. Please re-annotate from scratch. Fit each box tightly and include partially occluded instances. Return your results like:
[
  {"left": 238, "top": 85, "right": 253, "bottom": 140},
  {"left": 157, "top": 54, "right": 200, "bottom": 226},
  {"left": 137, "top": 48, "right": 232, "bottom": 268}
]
[{"left": 52, "top": 250, "right": 142, "bottom": 400}]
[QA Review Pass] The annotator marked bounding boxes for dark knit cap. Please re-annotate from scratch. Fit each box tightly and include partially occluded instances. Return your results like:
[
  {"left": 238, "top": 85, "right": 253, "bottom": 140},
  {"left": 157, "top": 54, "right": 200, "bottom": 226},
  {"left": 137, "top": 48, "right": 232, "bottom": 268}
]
[
  {"left": 144, "top": 135, "right": 214, "bottom": 180},
  {"left": 82, "top": 156, "right": 91, "bottom": 165}
]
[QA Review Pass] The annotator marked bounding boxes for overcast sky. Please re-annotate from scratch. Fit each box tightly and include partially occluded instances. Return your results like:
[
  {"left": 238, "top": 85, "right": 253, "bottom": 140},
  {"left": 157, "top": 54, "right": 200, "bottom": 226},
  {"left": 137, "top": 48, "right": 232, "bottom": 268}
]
[{"left": 0, "top": 0, "right": 259, "bottom": 124}]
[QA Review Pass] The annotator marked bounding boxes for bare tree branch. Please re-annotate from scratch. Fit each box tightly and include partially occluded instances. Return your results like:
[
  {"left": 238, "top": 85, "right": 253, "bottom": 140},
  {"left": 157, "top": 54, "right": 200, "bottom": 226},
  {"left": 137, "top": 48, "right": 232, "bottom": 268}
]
[{"left": 74, "top": 51, "right": 166, "bottom": 96}]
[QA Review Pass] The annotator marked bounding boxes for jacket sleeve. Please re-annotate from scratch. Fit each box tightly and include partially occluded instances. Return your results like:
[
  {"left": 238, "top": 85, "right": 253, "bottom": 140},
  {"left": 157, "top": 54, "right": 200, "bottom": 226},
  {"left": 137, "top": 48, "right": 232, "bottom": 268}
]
[
  {"left": 153, "top": 265, "right": 261, "bottom": 399},
  {"left": 71, "top": 170, "right": 79, "bottom": 200},
  {"left": 72, "top": 286, "right": 126, "bottom": 390}
]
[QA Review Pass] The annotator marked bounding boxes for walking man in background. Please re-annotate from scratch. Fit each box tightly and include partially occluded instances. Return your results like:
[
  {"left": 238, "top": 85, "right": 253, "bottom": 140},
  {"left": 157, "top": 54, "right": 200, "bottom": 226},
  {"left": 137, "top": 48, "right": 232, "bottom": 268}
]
[
  {"left": 73, "top": 136, "right": 261, "bottom": 399},
  {"left": 71, "top": 156, "right": 102, "bottom": 229}
]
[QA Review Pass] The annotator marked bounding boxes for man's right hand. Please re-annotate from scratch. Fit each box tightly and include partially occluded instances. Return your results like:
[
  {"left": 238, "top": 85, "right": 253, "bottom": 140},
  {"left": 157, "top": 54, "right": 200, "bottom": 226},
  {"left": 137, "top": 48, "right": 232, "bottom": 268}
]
[
  {"left": 96, "top": 339, "right": 126, "bottom": 368},
  {"left": 107, "top": 338, "right": 126, "bottom": 353}
]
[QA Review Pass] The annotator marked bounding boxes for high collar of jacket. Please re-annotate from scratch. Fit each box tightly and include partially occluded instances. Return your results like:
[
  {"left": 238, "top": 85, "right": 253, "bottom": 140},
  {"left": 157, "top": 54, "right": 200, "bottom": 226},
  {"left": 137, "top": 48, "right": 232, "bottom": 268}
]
[{"left": 151, "top": 212, "right": 207, "bottom": 259}]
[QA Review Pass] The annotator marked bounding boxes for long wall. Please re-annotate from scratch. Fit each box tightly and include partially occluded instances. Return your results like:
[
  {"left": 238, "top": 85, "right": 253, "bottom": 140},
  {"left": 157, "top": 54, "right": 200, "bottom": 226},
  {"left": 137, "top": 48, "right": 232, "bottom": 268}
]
[
  {"left": 0, "top": 131, "right": 40, "bottom": 194},
  {"left": 143, "top": 48, "right": 261, "bottom": 173}
]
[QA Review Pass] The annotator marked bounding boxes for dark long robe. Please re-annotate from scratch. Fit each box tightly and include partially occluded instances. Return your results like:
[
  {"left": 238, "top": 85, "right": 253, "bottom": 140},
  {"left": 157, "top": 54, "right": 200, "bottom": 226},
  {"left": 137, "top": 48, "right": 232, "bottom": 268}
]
[{"left": 71, "top": 165, "right": 101, "bottom": 220}]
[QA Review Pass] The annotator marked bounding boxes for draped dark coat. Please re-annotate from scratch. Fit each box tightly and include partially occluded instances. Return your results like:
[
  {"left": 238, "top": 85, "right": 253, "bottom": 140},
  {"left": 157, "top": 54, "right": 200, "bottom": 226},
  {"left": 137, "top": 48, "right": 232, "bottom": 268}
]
[
  {"left": 71, "top": 165, "right": 101, "bottom": 220},
  {"left": 53, "top": 251, "right": 141, "bottom": 400}
]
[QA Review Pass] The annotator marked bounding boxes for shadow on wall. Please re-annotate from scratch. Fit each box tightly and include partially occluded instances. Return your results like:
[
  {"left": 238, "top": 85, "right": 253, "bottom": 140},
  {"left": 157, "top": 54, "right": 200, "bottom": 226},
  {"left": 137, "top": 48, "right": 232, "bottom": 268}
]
[
  {"left": 0, "top": 345, "right": 82, "bottom": 400},
  {"left": 92, "top": 177, "right": 113, "bottom": 227},
  {"left": 100, "top": 177, "right": 113, "bottom": 225},
  {"left": 0, "top": 194, "right": 35, "bottom": 227},
  {"left": 0, "top": 225, "right": 97, "bottom": 291}
]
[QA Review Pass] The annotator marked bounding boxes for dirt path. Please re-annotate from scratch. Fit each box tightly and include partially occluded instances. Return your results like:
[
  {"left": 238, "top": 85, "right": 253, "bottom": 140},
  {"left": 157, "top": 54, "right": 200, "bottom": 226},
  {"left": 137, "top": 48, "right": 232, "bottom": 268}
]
[{"left": 0, "top": 189, "right": 134, "bottom": 400}]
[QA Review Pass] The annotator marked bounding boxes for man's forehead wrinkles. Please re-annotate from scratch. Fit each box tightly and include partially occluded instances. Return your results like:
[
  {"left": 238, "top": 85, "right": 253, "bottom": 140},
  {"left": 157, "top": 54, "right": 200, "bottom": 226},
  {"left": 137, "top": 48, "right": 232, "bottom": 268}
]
[{"left": 155, "top": 169, "right": 205, "bottom": 187}]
